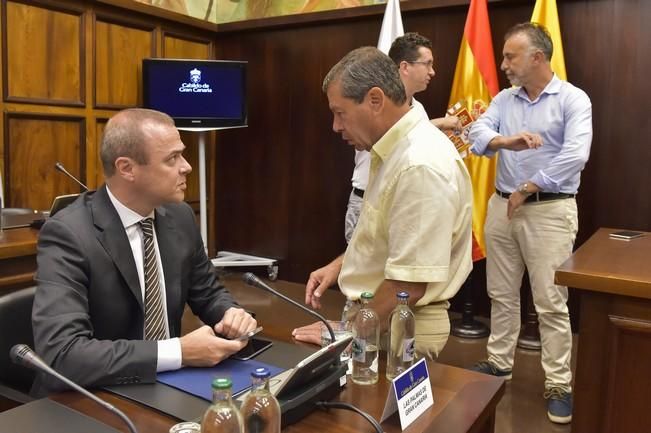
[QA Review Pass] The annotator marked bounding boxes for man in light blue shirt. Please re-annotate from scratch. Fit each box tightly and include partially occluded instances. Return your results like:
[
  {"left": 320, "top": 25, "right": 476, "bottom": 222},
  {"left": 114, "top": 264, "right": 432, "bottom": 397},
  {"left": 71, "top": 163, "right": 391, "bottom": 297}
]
[{"left": 468, "top": 23, "right": 592, "bottom": 425}]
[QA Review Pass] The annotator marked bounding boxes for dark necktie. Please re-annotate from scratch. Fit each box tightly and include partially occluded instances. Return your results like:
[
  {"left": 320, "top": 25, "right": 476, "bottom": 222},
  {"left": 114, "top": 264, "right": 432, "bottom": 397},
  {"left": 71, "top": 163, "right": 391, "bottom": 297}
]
[{"left": 139, "top": 218, "right": 167, "bottom": 341}]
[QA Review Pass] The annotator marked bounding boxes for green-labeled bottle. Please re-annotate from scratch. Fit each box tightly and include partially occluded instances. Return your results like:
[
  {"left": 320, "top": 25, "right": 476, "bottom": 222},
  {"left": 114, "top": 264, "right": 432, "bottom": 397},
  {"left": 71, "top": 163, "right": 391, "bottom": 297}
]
[{"left": 201, "top": 378, "right": 243, "bottom": 433}]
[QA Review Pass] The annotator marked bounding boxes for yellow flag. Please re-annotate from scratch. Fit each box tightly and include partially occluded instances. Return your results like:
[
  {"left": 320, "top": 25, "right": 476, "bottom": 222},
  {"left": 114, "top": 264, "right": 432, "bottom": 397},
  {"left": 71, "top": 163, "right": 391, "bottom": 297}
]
[{"left": 531, "top": 0, "right": 567, "bottom": 80}]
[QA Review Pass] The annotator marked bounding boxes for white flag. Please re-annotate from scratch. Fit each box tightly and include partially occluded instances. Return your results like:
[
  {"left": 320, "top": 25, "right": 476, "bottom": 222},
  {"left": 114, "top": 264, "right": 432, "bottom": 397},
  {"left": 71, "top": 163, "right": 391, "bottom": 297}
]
[{"left": 377, "top": 0, "right": 405, "bottom": 54}]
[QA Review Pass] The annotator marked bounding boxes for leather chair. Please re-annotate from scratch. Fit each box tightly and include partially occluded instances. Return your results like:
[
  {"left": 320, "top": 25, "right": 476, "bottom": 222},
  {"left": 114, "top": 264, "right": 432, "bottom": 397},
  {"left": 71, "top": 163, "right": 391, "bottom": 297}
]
[{"left": 0, "top": 286, "right": 36, "bottom": 404}]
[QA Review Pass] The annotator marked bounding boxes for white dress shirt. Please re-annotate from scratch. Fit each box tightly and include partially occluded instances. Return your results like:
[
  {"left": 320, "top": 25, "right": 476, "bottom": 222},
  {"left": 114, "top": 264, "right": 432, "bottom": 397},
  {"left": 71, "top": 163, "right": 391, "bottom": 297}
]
[{"left": 106, "top": 186, "right": 182, "bottom": 371}]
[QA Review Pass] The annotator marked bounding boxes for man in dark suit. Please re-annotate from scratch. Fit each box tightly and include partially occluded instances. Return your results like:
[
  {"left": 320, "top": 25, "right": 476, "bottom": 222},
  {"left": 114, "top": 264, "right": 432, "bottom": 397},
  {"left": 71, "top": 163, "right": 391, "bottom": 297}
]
[{"left": 32, "top": 108, "right": 256, "bottom": 396}]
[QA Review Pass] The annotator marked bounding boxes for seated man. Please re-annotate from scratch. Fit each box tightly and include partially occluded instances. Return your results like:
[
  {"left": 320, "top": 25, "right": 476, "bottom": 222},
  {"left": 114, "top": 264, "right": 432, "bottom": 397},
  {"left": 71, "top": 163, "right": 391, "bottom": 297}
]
[
  {"left": 293, "top": 47, "right": 473, "bottom": 359},
  {"left": 32, "top": 108, "right": 256, "bottom": 396}
]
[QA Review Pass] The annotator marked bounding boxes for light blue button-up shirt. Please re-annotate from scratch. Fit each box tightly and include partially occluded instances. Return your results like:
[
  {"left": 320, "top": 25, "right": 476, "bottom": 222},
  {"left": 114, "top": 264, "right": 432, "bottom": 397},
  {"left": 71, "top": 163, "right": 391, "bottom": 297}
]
[{"left": 469, "top": 75, "right": 592, "bottom": 194}]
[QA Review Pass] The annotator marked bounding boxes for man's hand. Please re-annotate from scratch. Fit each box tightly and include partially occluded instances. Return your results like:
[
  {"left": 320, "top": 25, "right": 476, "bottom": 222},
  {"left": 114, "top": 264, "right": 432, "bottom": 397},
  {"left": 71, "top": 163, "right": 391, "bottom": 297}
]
[
  {"left": 291, "top": 321, "right": 325, "bottom": 346},
  {"left": 213, "top": 307, "right": 257, "bottom": 340},
  {"left": 305, "top": 256, "right": 343, "bottom": 309},
  {"left": 489, "top": 132, "right": 543, "bottom": 152},
  {"left": 180, "top": 325, "right": 246, "bottom": 367},
  {"left": 432, "top": 116, "right": 463, "bottom": 134},
  {"left": 507, "top": 191, "right": 528, "bottom": 219}
]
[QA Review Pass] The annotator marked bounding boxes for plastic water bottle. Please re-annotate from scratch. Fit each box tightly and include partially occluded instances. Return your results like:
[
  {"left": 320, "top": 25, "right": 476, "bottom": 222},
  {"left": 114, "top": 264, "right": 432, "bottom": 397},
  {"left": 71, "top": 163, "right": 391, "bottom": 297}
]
[
  {"left": 351, "top": 292, "right": 380, "bottom": 385},
  {"left": 240, "top": 368, "right": 281, "bottom": 433},
  {"left": 386, "top": 291, "right": 416, "bottom": 381},
  {"left": 201, "top": 378, "right": 243, "bottom": 433}
]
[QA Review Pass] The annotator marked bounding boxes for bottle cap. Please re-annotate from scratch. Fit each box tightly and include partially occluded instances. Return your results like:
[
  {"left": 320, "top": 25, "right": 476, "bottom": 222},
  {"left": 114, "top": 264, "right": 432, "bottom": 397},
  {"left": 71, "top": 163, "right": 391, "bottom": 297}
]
[
  {"left": 169, "top": 422, "right": 201, "bottom": 433},
  {"left": 211, "top": 377, "right": 232, "bottom": 389},
  {"left": 251, "top": 367, "right": 270, "bottom": 378},
  {"left": 397, "top": 291, "right": 409, "bottom": 300},
  {"left": 360, "top": 292, "right": 374, "bottom": 300}
]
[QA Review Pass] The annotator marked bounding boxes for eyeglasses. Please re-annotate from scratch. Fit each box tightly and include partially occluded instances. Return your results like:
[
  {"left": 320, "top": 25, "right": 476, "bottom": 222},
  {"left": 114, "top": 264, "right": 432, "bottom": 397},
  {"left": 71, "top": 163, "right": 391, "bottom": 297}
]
[{"left": 407, "top": 60, "right": 435, "bottom": 68}]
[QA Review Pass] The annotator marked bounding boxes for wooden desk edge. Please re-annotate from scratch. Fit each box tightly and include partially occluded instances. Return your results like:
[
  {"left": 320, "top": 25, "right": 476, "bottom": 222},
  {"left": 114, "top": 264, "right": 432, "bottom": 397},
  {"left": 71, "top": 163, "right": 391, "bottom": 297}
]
[
  {"left": 555, "top": 227, "right": 651, "bottom": 299},
  {"left": 0, "top": 228, "right": 39, "bottom": 259}
]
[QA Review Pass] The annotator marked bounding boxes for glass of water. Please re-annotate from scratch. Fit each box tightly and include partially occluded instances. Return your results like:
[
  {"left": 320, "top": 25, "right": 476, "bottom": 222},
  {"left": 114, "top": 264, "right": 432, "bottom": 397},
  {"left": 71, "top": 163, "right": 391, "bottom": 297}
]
[{"left": 321, "top": 321, "right": 353, "bottom": 369}]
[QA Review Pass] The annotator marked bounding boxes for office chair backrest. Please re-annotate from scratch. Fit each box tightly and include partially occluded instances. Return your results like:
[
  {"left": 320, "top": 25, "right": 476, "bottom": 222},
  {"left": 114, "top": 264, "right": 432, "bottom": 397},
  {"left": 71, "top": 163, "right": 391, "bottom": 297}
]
[{"left": 0, "top": 286, "right": 36, "bottom": 398}]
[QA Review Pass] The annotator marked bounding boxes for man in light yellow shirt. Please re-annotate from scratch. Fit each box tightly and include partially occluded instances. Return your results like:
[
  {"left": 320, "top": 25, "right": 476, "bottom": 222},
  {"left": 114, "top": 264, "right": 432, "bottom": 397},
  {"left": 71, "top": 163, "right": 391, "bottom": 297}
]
[{"left": 293, "top": 47, "right": 472, "bottom": 359}]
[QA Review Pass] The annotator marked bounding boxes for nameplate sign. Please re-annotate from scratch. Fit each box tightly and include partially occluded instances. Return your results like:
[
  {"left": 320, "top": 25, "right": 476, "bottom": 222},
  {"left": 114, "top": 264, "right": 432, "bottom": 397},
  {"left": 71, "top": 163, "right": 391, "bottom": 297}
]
[{"left": 380, "top": 358, "right": 433, "bottom": 430}]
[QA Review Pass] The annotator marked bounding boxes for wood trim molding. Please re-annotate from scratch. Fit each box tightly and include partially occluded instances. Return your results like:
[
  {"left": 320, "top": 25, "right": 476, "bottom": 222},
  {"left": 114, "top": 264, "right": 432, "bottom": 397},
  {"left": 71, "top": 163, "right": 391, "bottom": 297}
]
[
  {"left": 95, "top": 0, "right": 216, "bottom": 32},
  {"left": 212, "top": 0, "right": 526, "bottom": 34}
]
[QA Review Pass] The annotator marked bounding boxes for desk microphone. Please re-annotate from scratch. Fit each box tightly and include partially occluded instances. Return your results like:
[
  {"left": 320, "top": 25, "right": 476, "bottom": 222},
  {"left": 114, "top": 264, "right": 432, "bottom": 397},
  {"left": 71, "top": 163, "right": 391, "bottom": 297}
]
[
  {"left": 242, "top": 272, "right": 336, "bottom": 343},
  {"left": 55, "top": 161, "right": 89, "bottom": 191},
  {"left": 10, "top": 344, "right": 138, "bottom": 433}
]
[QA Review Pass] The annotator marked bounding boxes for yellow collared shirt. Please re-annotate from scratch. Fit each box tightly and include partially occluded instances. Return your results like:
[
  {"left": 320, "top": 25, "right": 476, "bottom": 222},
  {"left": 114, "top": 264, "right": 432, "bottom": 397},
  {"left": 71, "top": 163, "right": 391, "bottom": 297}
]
[{"left": 339, "top": 108, "right": 473, "bottom": 306}]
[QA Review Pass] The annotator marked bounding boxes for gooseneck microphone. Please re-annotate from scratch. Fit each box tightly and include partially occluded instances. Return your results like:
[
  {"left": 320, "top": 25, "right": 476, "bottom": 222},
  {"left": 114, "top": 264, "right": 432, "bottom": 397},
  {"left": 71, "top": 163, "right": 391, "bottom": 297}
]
[
  {"left": 55, "top": 161, "right": 89, "bottom": 191},
  {"left": 242, "top": 272, "right": 336, "bottom": 343},
  {"left": 10, "top": 344, "right": 138, "bottom": 433}
]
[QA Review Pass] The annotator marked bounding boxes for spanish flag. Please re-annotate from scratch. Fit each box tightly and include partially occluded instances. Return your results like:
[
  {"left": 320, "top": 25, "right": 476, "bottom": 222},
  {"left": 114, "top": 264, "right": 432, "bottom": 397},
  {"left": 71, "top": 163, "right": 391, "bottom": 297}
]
[
  {"left": 531, "top": 0, "right": 567, "bottom": 80},
  {"left": 447, "top": 0, "right": 499, "bottom": 261}
]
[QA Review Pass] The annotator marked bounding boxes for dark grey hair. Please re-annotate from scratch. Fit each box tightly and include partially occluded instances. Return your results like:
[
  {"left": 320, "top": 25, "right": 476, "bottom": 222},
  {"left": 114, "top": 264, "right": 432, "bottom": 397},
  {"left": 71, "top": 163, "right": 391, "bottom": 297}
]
[
  {"left": 100, "top": 108, "right": 175, "bottom": 176},
  {"left": 505, "top": 22, "right": 553, "bottom": 61},
  {"left": 322, "top": 46, "right": 406, "bottom": 105}
]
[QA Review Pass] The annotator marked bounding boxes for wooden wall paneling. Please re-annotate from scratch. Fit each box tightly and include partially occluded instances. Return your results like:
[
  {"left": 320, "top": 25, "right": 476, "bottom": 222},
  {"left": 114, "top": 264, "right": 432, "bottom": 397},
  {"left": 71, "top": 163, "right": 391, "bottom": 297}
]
[
  {"left": 213, "top": 18, "right": 376, "bottom": 281},
  {"left": 93, "top": 15, "right": 156, "bottom": 109},
  {"left": 604, "top": 315, "right": 651, "bottom": 433},
  {"left": 3, "top": 112, "right": 84, "bottom": 209},
  {"left": 283, "top": 20, "right": 377, "bottom": 280},
  {"left": 214, "top": 31, "right": 294, "bottom": 272},
  {"left": 161, "top": 31, "right": 212, "bottom": 59},
  {"left": 3, "top": 0, "right": 84, "bottom": 106},
  {"left": 560, "top": 0, "right": 651, "bottom": 245},
  {"left": 94, "top": 118, "right": 107, "bottom": 187}
]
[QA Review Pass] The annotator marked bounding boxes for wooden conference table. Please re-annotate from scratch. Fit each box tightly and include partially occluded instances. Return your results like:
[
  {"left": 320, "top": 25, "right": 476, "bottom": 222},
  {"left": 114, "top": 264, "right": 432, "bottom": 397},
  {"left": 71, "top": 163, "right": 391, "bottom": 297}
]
[{"left": 50, "top": 275, "right": 504, "bottom": 433}]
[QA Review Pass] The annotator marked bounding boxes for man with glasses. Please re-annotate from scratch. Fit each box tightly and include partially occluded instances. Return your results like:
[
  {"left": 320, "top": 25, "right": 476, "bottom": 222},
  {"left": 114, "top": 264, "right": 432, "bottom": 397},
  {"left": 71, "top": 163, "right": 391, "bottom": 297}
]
[
  {"left": 344, "top": 32, "right": 462, "bottom": 244},
  {"left": 468, "top": 23, "right": 592, "bottom": 424}
]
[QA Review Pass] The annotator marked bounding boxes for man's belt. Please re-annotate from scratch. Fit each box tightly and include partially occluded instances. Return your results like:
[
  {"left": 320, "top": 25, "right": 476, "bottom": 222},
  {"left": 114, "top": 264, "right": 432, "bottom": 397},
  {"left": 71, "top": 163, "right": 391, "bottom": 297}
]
[
  {"left": 353, "top": 187, "right": 365, "bottom": 198},
  {"left": 496, "top": 189, "right": 576, "bottom": 203}
]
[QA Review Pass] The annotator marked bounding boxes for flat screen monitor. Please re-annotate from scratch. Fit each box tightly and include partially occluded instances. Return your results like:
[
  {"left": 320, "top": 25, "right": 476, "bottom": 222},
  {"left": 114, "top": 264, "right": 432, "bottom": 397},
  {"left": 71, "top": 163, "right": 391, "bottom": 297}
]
[{"left": 142, "top": 58, "right": 247, "bottom": 129}]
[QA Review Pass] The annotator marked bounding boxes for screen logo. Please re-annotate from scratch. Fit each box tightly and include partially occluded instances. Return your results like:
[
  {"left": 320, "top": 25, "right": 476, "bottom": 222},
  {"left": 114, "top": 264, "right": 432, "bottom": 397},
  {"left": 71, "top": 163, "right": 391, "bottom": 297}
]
[{"left": 179, "top": 68, "right": 213, "bottom": 93}]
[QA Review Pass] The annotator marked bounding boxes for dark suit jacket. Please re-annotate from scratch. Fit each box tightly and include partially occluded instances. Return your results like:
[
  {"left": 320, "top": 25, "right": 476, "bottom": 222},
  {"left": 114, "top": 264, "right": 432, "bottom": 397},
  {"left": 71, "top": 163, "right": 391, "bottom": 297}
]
[{"left": 31, "top": 185, "right": 239, "bottom": 396}]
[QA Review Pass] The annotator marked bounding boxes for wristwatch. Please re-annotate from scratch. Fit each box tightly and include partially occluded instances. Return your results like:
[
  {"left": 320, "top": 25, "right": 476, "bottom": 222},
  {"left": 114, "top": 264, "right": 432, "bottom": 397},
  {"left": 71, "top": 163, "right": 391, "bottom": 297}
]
[{"left": 517, "top": 183, "right": 533, "bottom": 197}]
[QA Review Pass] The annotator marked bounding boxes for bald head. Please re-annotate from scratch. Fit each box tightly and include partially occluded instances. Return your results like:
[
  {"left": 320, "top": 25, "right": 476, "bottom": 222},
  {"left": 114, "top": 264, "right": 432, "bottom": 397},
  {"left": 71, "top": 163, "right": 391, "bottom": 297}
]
[{"left": 100, "top": 108, "right": 175, "bottom": 177}]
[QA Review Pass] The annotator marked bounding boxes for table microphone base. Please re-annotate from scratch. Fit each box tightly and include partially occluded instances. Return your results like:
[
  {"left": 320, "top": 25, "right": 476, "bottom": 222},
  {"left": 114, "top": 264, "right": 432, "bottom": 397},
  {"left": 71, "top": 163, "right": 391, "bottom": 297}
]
[{"left": 278, "top": 363, "right": 347, "bottom": 427}]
